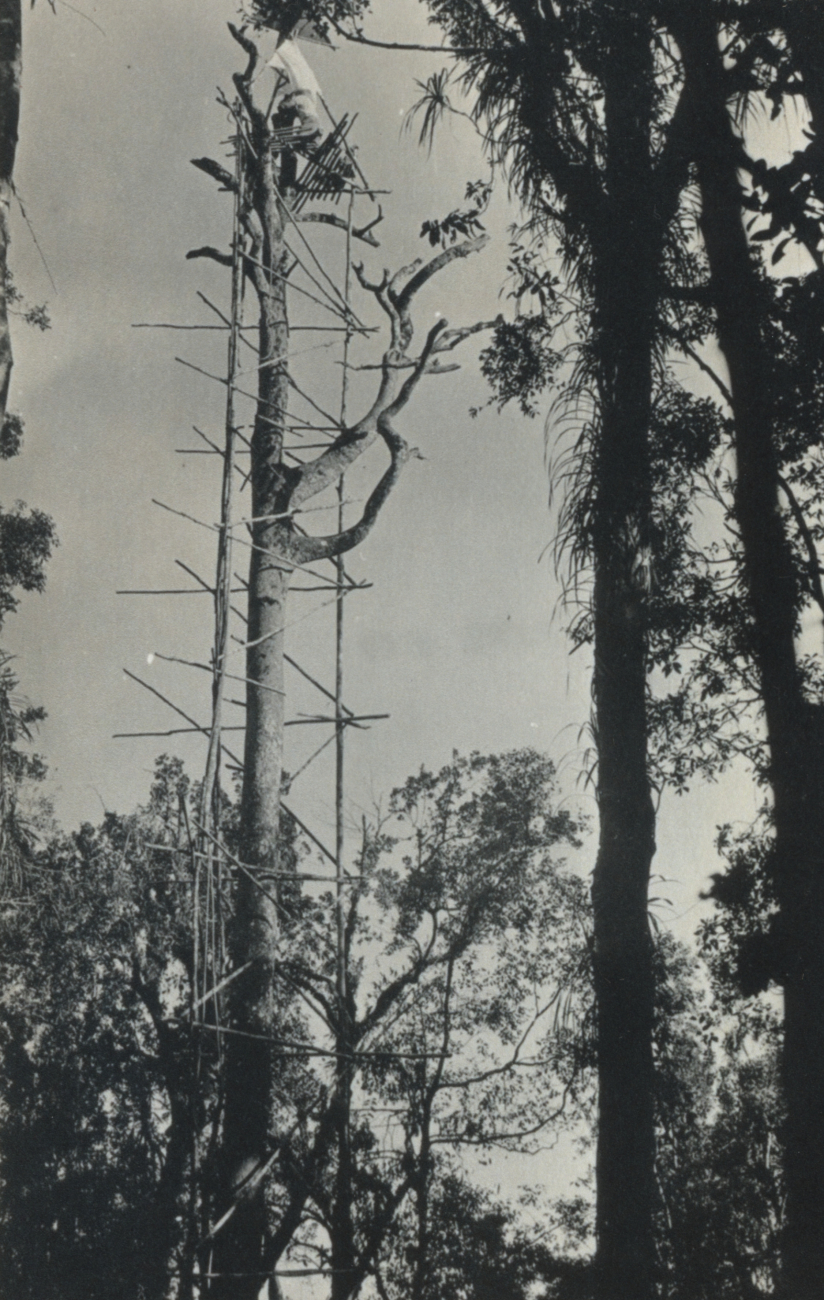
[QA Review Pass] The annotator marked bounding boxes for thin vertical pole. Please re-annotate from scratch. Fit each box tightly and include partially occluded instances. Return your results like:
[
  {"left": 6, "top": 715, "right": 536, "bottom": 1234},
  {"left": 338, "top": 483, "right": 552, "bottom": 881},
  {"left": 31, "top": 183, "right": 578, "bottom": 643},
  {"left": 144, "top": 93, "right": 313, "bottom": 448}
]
[
  {"left": 335, "top": 189, "right": 354, "bottom": 1003},
  {"left": 193, "top": 127, "right": 245, "bottom": 1295},
  {"left": 332, "top": 184, "right": 355, "bottom": 1300},
  {"left": 200, "top": 123, "right": 245, "bottom": 834}
]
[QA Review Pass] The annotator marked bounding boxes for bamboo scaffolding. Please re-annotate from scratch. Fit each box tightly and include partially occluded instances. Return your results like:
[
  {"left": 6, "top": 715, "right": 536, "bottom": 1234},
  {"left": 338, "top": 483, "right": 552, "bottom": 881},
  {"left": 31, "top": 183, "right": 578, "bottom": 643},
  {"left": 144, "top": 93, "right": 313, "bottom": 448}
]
[{"left": 120, "top": 90, "right": 408, "bottom": 1280}]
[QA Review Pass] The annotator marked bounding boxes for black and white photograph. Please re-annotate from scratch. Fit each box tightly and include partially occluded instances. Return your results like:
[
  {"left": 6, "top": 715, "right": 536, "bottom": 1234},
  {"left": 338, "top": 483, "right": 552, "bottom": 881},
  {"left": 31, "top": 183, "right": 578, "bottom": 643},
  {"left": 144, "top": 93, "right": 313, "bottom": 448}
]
[{"left": 0, "top": 1, "right": 820, "bottom": 1297}]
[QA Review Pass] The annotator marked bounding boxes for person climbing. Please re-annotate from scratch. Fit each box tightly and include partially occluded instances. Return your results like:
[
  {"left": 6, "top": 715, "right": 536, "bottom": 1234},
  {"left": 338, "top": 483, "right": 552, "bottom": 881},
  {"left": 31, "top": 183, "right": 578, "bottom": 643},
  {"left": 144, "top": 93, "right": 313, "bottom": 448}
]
[{"left": 268, "top": 38, "right": 322, "bottom": 143}]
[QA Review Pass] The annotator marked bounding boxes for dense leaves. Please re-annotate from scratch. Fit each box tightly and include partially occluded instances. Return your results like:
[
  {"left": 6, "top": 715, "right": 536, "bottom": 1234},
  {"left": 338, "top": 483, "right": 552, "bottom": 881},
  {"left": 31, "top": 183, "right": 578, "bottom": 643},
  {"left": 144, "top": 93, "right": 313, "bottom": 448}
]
[
  {"left": 420, "top": 178, "right": 491, "bottom": 247},
  {"left": 0, "top": 276, "right": 56, "bottom": 625},
  {"left": 379, "top": 1171, "right": 592, "bottom": 1300},
  {"left": 0, "top": 751, "right": 593, "bottom": 1300},
  {"left": 261, "top": 750, "right": 591, "bottom": 1295},
  {"left": 0, "top": 760, "right": 198, "bottom": 1300},
  {"left": 478, "top": 314, "right": 563, "bottom": 417},
  {"left": 0, "top": 743, "right": 792, "bottom": 1300},
  {"left": 0, "top": 500, "right": 56, "bottom": 623}
]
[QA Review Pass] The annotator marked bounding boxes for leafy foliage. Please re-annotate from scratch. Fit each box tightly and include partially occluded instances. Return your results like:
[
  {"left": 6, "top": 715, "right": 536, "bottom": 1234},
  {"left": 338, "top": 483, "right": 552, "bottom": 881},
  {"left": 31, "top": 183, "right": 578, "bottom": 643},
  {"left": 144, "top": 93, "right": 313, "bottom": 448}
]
[
  {"left": 420, "top": 178, "right": 491, "bottom": 248},
  {"left": 699, "top": 817, "right": 782, "bottom": 1004},
  {"left": 0, "top": 411, "right": 22, "bottom": 460},
  {"left": 0, "top": 743, "right": 793, "bottom": 1300},
  {"left": 0, "top": 501, "right": 56, "bottom": 625},
  {"left": 0, "top": 288, "right": 56, "bottom": 627},
  {"left": 0, "top": 759, "right": 199, "bottom": 1300},
  {"left": 0, "top": 750, "right": 592, "bottom": 1299},
  {"left": 0, "top": 652, "right": 48, "bottom": 897},
  {"left": 263, "top": 750, "right": 591, "bottom": 1294},
  {"left": 4, "top": 269, "right": 50, "bottom": 333},
  {"left": 478, "top": 315, "right": 563, "bottom": 417},
  {"left": 380, "top": 1170, "right": 592, "bottom": 1300},
  {"left": 658, "top": 1024, "right": 784, "bottom": 1299}
]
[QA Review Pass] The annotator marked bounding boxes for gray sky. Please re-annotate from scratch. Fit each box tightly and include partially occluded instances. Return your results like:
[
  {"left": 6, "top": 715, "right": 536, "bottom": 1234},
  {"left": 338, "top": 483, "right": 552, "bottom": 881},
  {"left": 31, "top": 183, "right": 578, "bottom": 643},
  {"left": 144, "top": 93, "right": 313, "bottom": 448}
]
[{"left": 5, "top": 0, "right": 761, "bottom": 945}]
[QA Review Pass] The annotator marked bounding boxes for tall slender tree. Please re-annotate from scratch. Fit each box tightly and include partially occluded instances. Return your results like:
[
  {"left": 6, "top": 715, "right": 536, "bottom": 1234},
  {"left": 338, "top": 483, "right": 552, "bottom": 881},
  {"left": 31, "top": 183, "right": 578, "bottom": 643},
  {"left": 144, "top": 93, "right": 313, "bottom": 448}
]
[
  {"left": 659, "top": 8, "right": 824, "bottom": 1294},
  {"left": 190, "top": 28, "right": 488, "bottom": 1296}
]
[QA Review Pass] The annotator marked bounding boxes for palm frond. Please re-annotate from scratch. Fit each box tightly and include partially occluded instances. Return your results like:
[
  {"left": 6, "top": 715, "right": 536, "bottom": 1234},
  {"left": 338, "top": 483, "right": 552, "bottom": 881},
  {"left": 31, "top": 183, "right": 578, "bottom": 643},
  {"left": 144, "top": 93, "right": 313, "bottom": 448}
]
[{"left": 403, "top": 68, "right": 456, "bottom": 154}]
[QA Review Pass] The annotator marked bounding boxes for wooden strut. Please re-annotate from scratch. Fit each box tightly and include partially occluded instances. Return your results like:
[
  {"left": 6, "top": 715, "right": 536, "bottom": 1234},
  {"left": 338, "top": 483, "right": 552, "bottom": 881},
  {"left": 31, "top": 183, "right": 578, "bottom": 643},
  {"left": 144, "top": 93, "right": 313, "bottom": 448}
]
[
  {"left": 179, "top": 1022, "right": 452, "bottom": 1061},
  {"left": 114, "top": 714, "right": 388, "bottom": 738},
  {"left": 202, "top": 114, "right": 243, "bottom": 834}
]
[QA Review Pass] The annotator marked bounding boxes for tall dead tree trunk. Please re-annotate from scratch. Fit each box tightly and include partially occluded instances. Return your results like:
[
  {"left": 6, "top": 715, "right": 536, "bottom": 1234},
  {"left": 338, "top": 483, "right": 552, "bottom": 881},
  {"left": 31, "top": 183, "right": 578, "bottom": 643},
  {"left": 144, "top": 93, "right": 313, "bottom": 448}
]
[
  {"left": 0, "top": 0, "right": 21, "bottom": 433},
  {"left": 211, "top": 107, "right": 292, "bottom": 1300},
  {"left": 672, "top": 9, "right": 824, "bottom": 1296},
  {"left": 191, "top": 29, "right": 489, "bottom": 1296}
]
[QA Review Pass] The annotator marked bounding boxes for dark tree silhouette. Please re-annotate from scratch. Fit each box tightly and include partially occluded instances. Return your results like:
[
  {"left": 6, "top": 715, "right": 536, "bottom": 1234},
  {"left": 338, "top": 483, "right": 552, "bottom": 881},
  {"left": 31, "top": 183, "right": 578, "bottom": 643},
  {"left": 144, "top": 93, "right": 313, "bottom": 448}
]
[{"left": 661, "top": 9, "right": 824, "bottom": 1293}]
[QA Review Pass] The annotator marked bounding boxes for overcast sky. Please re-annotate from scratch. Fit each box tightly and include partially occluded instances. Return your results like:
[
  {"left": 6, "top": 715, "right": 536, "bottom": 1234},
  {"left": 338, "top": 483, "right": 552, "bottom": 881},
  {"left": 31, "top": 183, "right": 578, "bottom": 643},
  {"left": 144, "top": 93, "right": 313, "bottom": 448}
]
[{"left": 3, "top": 0, "right": 764, "bottom": 952}]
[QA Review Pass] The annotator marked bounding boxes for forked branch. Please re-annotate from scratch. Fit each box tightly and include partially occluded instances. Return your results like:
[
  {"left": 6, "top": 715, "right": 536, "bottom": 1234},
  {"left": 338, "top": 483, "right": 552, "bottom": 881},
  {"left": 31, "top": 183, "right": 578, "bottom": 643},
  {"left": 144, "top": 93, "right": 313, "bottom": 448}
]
[
  {"left": 291, "top": 238, "right": 489, "bottom": 511},
  {"left": 292, "top": 320, "right": 451, "bottom": 561}
]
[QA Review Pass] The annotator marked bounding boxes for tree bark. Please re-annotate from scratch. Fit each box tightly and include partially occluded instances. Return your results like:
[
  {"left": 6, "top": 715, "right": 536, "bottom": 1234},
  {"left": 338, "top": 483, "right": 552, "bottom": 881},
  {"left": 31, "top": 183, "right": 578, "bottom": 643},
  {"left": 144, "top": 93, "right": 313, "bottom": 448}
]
[
  {"left": 672, "top": 10, "right": 824, "bottom": 1296},
  {"left": 329, "top": 1050, "right": 357, "bottom": 1300},
  {"left": 589, "top": 25, "right": 659, "bottom": 1298},
  {"left": 211, "top": 139, "right": 293, "bottom": 1300},
  {"left": 0, "top": 0, "right": 21, "bottom": 432},
  {"left": 514, "top": 11, "right": 662, "bottom": 1296}
]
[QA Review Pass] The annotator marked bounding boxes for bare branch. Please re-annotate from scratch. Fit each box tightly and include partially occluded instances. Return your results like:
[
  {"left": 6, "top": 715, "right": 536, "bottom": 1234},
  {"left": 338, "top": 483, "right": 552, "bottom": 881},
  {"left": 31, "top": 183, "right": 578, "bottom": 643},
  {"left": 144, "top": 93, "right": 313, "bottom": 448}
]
[
  {"left": 297, "top": 209, "right": 383, "bottom": 248},
  {"left": 290, "top": 240, "right": 488, "bottom": 509},
  {"left": 354, "top": 206, "right": 385, "bottom": 241},
  {"left": 290, "top": 419, "right": 412, "bottom": 563},
  {"left": 191, "top": 156, "right": 238, "bottom": 191},
  {"left": 386, "top": 318, "right": 450, "bottom": 414},
  {"left": 228, "top": 24, "right": 262, "bottom": 128},
  {"left": 289, "top": 320, "right": 448, "bottom": 536},
  {"left": 430, "top": 1091, "right": 572, "bottom": 1149},
  {"left": 352, "top": 262, "right": 390, "bottom": 296},
  {"left": 328, "top": 14, "right": 483, "bottom": 56},
  {"left": 354, "top": 316, "right": 500, "bottom": 371},
  {"left": 394, "top": 234, "right": 489, "bottom": 315},
  {"left": 431, "top": 314, "right": 502, "bottom": 352},
  {"left": 186, "top": 245, "right": 233, "bottom": 268},
  {"left": 228, "top": 21, "right": 259, "bottom": 85}
]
